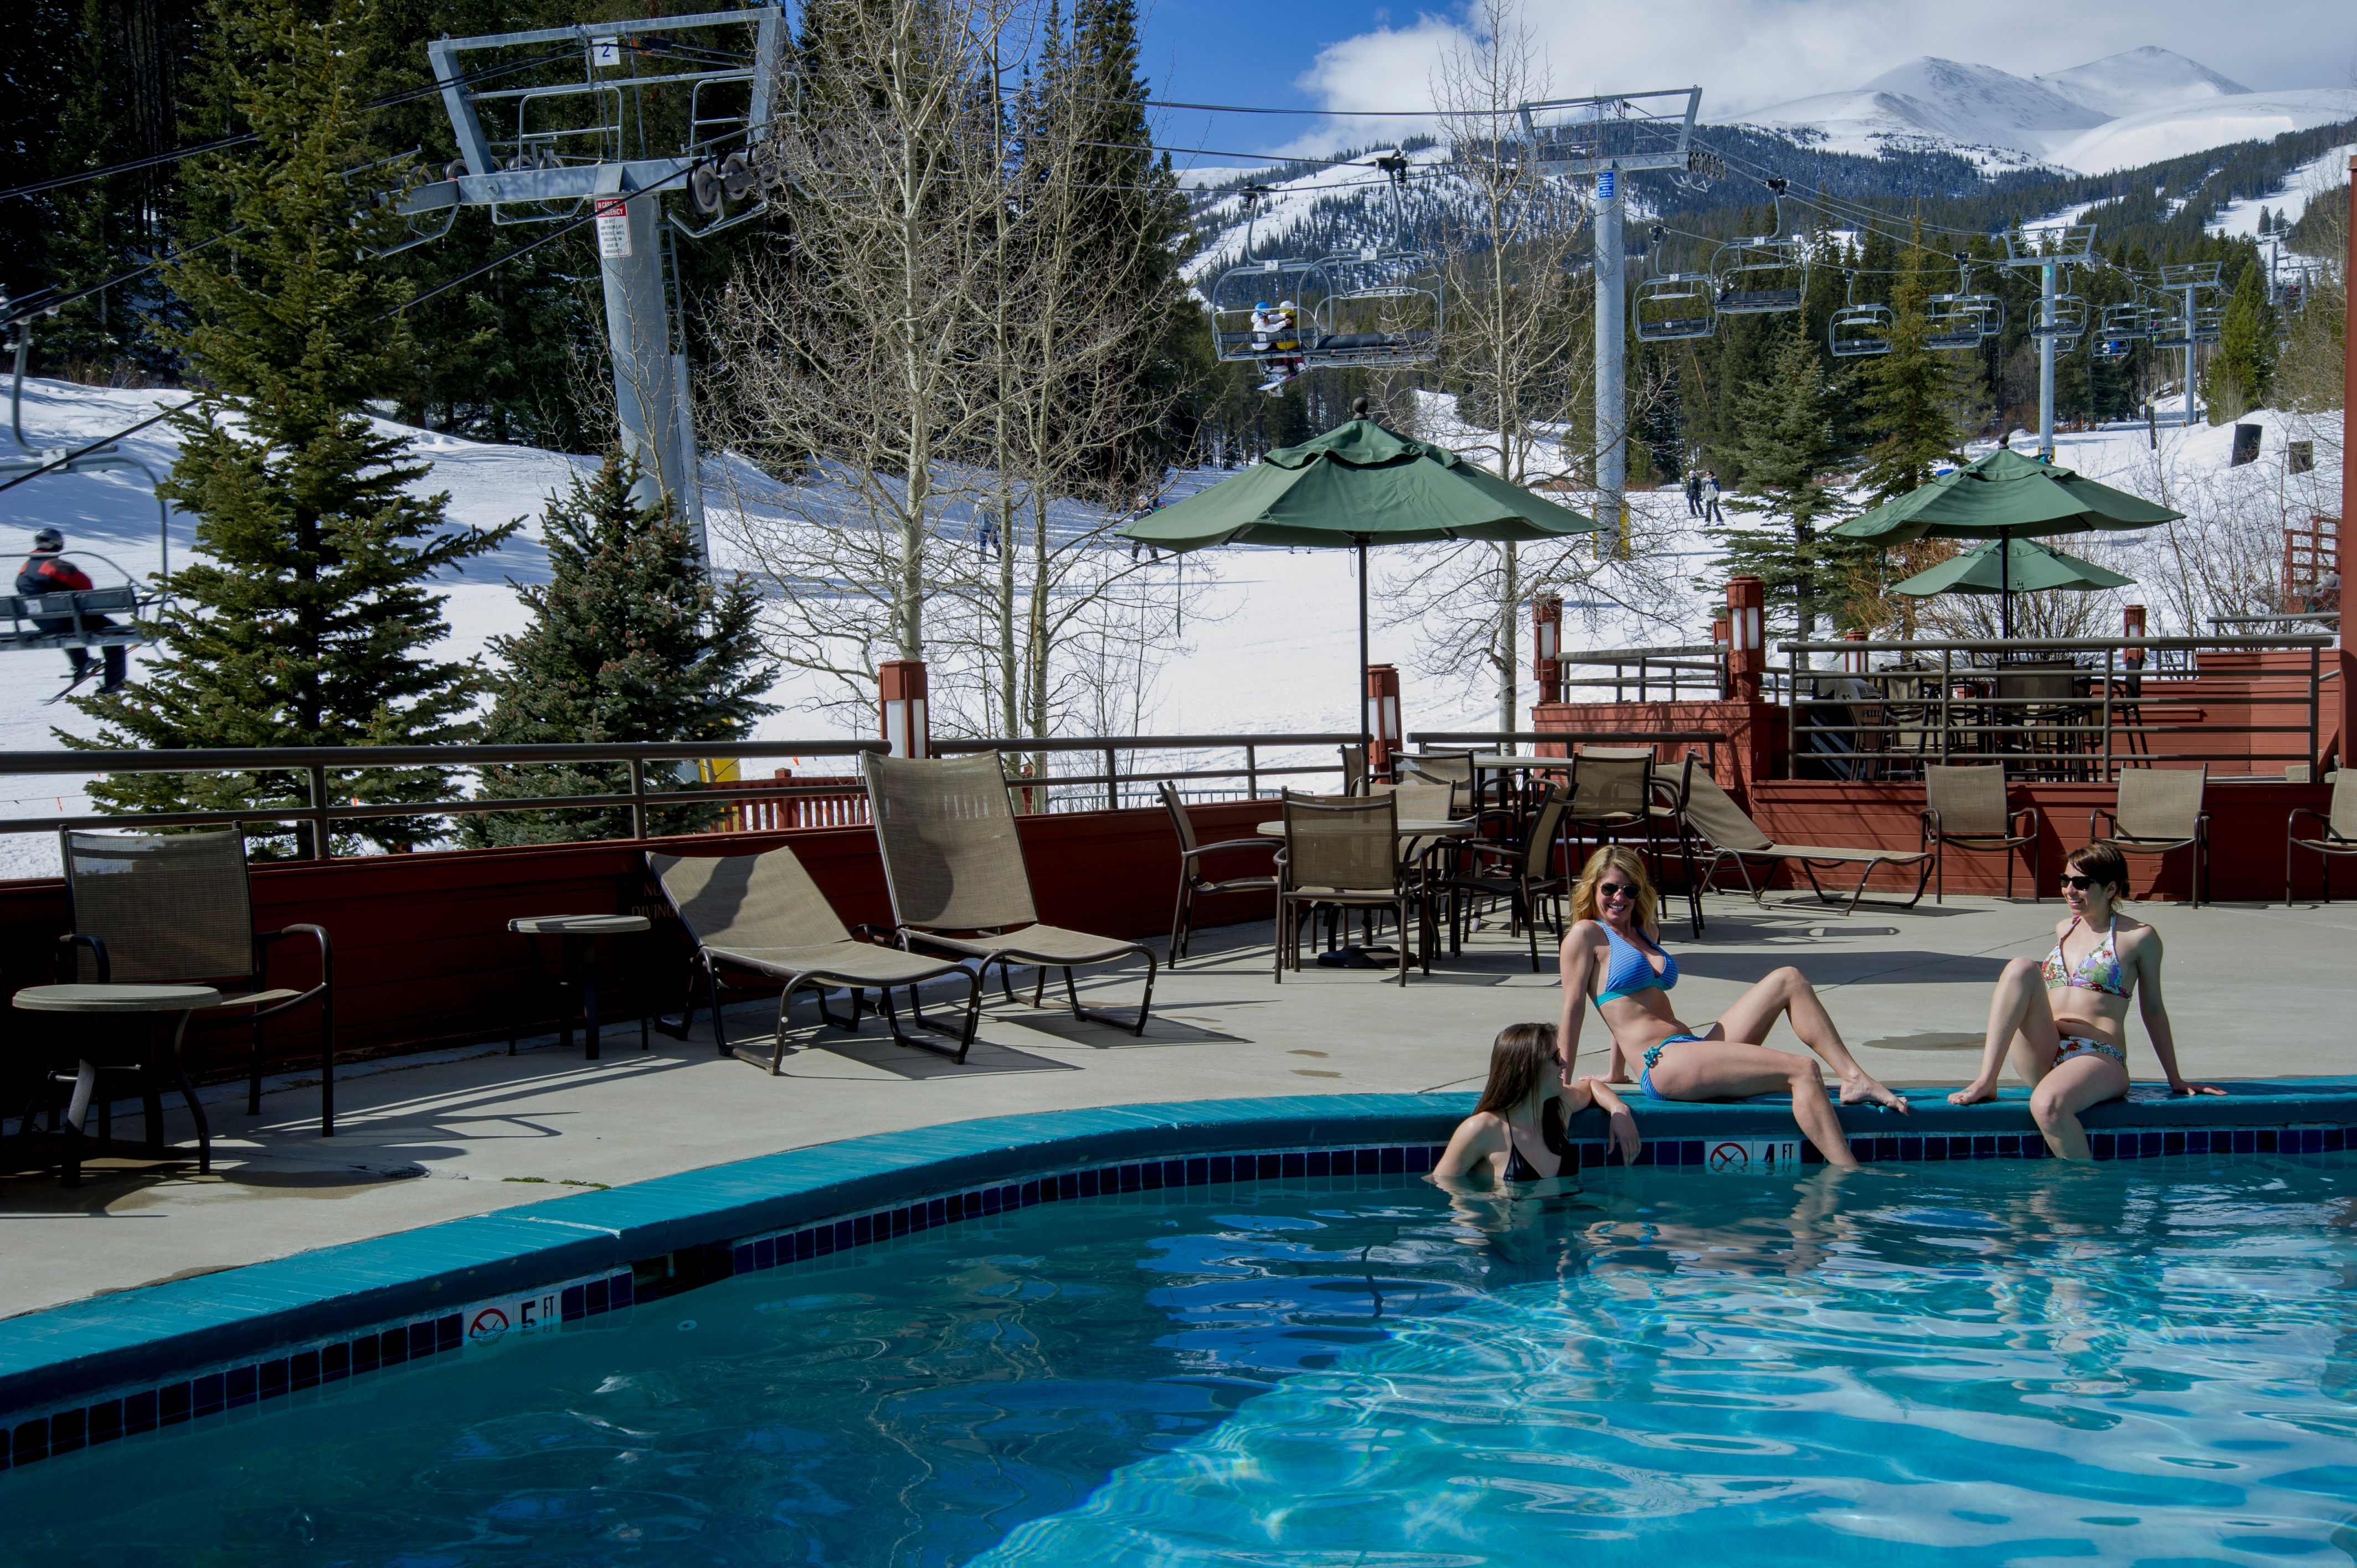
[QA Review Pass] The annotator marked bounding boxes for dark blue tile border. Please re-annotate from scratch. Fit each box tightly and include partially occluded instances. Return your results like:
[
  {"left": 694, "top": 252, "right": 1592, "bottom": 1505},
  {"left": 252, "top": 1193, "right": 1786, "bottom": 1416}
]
[{"left": 3, "top": 1081, "right": 2353, "bottom": 1473}]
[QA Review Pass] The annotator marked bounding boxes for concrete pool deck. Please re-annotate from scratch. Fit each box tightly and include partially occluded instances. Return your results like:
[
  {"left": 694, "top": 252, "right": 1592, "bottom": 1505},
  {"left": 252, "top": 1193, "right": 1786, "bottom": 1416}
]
[{"left": 4, "top": 891, "right": 2353, "bottom": 1321}]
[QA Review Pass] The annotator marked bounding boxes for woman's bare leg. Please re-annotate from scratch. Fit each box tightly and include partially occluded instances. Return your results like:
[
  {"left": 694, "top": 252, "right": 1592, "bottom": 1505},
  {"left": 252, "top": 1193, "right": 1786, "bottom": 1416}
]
[
  {"left": 1643, "top": 1036, "right": 1859, "bottom": 1169},
  {"left": 2029, "top": 1053, "right": 2130, "bottom": 1160},
  {"left": 1950, "top": 958, "right": 2062, "bottom": 1106},
  {"left": 1713, "top": 966, "right": 1906, "bottom": 1112}
]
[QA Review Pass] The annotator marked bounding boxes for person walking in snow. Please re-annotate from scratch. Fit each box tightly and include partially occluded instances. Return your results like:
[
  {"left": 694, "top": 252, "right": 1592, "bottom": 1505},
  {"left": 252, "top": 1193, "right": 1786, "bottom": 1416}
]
[
  {"left": 17, "top": 527, "right": 126, "bottom": 694},
  {"left": 1683, "top": 471, "right": 1702, "bottom": 517},
  {"left": 1699, "top": 470, "right": 1724, "bottom": 523},
  {"left": 975, "top": 509, "right": 999, "bottom": 561}
]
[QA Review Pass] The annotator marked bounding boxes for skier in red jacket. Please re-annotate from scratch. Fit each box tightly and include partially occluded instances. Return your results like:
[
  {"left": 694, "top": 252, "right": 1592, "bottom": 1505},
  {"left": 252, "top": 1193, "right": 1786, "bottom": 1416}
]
[{"left": 16, "top": 528, "right": 126, "bottom": 693}]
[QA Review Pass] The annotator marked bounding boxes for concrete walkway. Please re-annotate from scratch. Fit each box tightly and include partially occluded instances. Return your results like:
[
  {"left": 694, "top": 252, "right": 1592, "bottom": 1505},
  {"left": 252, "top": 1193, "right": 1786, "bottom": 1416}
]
[{"left": 4, "top": 893, "right": 2350, "bottom": 1319}]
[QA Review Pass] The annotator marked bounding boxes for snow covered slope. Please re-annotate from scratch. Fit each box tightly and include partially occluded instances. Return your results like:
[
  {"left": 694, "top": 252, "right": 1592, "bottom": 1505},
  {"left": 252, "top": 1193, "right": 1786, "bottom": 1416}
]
[
  {"left": 2032, "top": 47, "right": 2250, "bottom": 122},
  {"left": 2049, "top": 89, "right": 2357, "bottom": 174}
]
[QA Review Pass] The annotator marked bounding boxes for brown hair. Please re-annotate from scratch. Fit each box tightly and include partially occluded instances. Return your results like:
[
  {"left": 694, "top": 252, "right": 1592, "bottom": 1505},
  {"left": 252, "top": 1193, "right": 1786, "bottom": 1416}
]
[
  {"left": 2065, "top": 841, "right": 2130, "bottom": 896},
  {"left": 1471, "top": 1022, "right": 1558, "bottom": 1115},
  {"left": 1571, "top": 845, "right": 1657, "bottom": 929}
]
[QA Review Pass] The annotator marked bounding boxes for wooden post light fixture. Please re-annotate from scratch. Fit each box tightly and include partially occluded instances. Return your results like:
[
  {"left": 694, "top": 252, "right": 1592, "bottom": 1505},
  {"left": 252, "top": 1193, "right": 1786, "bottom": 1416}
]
[
  {"left": 1726, "top": 575, "right": 1766, "bottom": 703},
  {"left": 1365, "top": 664, "right": 1402, "bottom": 781},
  {"left": 879, "top": 660, "right": 929, "bottom": 759},
  {"left": 1532, "top": 594, "right": 1562, "bottom": 705}
]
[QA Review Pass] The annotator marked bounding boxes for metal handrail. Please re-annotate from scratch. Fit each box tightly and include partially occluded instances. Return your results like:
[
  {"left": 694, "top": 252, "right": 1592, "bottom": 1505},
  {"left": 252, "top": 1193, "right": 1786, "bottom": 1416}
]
[
  {"left": 1776, "top": 634, "right": 2334, "bottom": 653},
  {"left": 0, "top": 733, "right": 1370, "bottom": 854}
]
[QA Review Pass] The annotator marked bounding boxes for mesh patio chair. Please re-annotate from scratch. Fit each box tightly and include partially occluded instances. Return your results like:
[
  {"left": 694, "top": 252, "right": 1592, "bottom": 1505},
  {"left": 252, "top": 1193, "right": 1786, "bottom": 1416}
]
[
  {"left": 1274, "top": 790, "right": 1428, "bottom": 985},
  {"left": 1396, "top": 750, "right": 1476, "bottom": 813},
  {"left": 1644, "top": 754, "right": 1704, "bottom": 937},
  {"left": 649, "top": 846, "right": 981, "bottom": 1070},
  {"left": 861, "top": 751, "right": 1156, "bottom": 1033},
  {"left": 2287, "top": 771, "right": 2357, "bottom": 905},
  {"left": 1567, "top": 751, "right": 1654, "bottom": 865},
  {"left": 2093, "top": 765, "right": 2210, "bottom": 907},
  {"left": 1438, "top": 785, "right": 1571, "bottom": 971},
  {"left": 1921, "top": 765, "right": 2042, "bottom": 902},
  {"left": 1681, "top": 773, "right": 1932, "bottom": 918},
  {"left": 1156, "top": 781, "right": 1279, "bottom": 964},
  {"left": 1338, "top": 744, "right": 1368, "bottom": 796},
  {"left": 57, "top": 828, "right": 335, "bottom": 1132}
]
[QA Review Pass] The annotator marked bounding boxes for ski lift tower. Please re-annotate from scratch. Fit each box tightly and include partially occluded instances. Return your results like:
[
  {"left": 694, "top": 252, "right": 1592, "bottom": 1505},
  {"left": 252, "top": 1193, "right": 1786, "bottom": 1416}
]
[
  {"left": 2157, "top": 261, "right": 2222, "bottom": 429},
  {"left": 1999, "top": 223, "right": 2097, "bottom": 461},
  {"left": 392, "top": 7, "right": 790, "bottom": 560},
  {"left": 1518, "top": 89, "right": 1709, "bottom": 546}
]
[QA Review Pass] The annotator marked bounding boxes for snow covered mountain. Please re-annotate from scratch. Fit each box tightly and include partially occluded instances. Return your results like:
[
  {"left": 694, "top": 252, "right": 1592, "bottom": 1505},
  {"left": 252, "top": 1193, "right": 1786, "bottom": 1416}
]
[
  {"left": 1744, "top": 58, "right": 2104, "bottom": 160},
  {"left": 1742, "top": 45, "right": 2355, "bottom": 172},
  {"left": 2033, "top": 45, "right": 2250, "bottom": 121}
]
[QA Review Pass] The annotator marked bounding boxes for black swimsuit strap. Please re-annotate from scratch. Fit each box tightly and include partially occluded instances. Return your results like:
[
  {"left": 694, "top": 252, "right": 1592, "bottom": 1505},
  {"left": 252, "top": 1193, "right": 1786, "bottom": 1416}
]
[{"left": 1504, "top": 1098, "right": 1572, "bottom": 1181}]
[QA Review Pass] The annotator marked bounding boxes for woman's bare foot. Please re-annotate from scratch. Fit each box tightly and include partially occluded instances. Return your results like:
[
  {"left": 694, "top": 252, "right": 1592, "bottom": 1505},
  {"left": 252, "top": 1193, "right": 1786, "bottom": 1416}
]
[
  {"left": 1840, "top": 1075, "right": 1911, "bottom": 1114},
  {"left": 1947, "top": 1080, "right": 1998, "bottom": 1107}
]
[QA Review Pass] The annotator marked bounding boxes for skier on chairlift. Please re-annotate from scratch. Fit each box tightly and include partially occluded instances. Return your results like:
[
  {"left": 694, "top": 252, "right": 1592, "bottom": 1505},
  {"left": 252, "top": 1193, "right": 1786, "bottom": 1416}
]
[
  {"left": 17, "top": 527, "right": 126, "bottom": 694},
  {"left": 1254, "top": 300, "right": 1304, "bottom": 395}
]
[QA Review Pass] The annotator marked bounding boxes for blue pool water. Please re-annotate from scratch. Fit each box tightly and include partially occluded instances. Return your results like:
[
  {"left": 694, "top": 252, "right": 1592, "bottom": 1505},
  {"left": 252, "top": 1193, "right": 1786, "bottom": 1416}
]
[{"left": 10, "top": 1156, "right": 2355, "bottom": 1565}]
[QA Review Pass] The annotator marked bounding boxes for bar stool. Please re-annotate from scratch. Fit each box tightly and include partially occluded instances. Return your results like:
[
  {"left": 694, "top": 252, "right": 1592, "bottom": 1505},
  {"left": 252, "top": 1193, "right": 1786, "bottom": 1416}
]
[{"left": 507, "top": 915, "right": 652, "bottom": 1060}]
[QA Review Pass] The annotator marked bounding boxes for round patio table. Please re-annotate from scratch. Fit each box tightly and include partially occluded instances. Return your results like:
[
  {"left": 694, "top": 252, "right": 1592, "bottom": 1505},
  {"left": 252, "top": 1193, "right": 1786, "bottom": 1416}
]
[
  {"left": 1257, "top": 818, "right": 1473, "bottom": 838},
  {"left": 12, "top": 983, "right": 222, "bottom": 1187},
  {"left": 508, "top": 915, "right": 653, "bottom": 1060}
]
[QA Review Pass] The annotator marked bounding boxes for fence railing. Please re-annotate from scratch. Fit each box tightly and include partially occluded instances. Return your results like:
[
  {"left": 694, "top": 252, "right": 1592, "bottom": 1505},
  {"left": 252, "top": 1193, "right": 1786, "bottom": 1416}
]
[
  {"left": 1407, "top": 730, "right": 1727, "bottom": 773},
  {"left": 0, "top": 734, "right": 1370, "bottom": 857},
  {"left": 1550, "top": 643, "right": 1740, "bottom": 703},
  {"left": 1772, "top": 633, "right": 2335, "bottom": 782}
]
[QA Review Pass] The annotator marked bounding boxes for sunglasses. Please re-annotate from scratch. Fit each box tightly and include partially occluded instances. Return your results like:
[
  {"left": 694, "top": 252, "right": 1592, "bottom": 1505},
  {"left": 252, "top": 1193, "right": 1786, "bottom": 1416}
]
[
  {"left": 2059, "top": 874, "right": 2105, "bottom": 890},
  {"left": 1597, "top": 881, "right": 1641, "bottom": 900}
]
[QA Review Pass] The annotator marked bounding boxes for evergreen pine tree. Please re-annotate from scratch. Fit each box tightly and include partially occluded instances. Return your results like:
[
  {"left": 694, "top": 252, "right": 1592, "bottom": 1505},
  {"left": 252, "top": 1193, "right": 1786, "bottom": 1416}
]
[
  {"left": 1857, "top": 240, "right": 1975, "bottom": 503},
  {"left": 1708, "top": 322, "right": 1861, "bottom": 643},
  {"left": 66, "top": 0, "right": 518, "bottom": 857},
  {"left": 2202, "top": 261, "right": 2277, "bottom": 421},
  {"left": 462, "top": 455, "right": 778, "bottom": 847}
]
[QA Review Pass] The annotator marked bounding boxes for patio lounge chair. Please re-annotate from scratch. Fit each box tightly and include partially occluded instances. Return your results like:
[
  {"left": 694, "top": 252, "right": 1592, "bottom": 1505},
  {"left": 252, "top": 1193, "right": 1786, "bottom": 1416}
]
[
  {"left": 2092, "top": 765, "right": 2209, "bottom": 907},
  {"left": 1156, "top": 781, "right": 1279, "bottom": 964},
  {"left": 648, "top": 846, "right": 981, "bottom": 1070},
  {"left": 1921, "top": 765, "right": 2042, "bottom": 902},
  {"left": 1681, "top": 773, "right": 1933, "bottom": 917},
  {"left": 2286, "top": 770, "right": 2357, "bottom": 904},
  {"left": 58, "top": 828, "right": 335, "bottom": 1132},
  {"left": 861, "top": 751, "right": 1156, "bottom": 1034}
]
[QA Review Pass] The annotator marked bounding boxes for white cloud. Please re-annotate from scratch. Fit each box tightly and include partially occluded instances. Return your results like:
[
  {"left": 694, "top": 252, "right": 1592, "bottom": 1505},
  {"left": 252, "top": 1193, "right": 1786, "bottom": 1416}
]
[{"left": 1272, "top": 0, "right": 2355, "bottom": 153}]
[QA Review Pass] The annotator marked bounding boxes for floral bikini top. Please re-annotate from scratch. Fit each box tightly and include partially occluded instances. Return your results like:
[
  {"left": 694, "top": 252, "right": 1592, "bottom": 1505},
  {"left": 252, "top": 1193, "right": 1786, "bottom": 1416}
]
[{"left": 2041, "top": 916, "right": 2130, "bottom": 998}]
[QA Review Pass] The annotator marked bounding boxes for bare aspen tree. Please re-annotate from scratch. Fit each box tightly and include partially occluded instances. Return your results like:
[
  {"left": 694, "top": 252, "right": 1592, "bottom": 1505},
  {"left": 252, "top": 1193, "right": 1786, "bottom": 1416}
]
[
  {"left": 704, "top": 0, "right": 1195, "bottom": 752},
  {"left": 1380, "top": 1, "right": 1650, "bottom": 732}
]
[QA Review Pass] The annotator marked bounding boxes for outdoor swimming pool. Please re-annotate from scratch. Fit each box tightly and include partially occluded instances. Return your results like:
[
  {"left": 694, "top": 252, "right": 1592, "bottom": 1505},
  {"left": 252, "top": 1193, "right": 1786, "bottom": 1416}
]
[{"left": 9, "top": 1154, "right": 2353, "bottom": 1565}]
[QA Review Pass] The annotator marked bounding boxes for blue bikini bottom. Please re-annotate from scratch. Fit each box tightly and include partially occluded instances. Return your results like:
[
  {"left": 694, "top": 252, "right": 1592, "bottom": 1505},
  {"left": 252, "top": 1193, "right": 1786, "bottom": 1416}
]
[{"left": 1637, "top": 1034, "right": 1708, "bottom": 1099}]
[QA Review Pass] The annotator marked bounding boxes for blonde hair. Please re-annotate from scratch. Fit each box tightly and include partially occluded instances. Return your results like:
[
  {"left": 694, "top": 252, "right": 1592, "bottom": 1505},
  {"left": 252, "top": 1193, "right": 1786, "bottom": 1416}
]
[{"left": 1572, "top": 845, "right": 1656, "bottom": 929}]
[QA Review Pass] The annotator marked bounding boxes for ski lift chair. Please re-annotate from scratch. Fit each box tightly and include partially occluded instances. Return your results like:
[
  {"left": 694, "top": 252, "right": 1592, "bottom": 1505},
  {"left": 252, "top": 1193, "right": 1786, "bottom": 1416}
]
[
  {"left": 2101, "top": 302, "right": 2152, "bottom": 341},
  {"left": 1828, "top": 275, "right": 1890, "bottom": 357},
  {"left": 2030, "top": 292, "right": 2088, "bottom": 341},
  {"left": 1208, "top": 257, "right": 1330, "bottom": 364},
  {"left": 1305, "top": 249, "right": 1440, "bottom": 368},
  {"left": 2193, "top": 305, "right": 2224, "bottom": 344},
  {"left": 1710, "top": 235, "right": 1805, "bottom": 314},
  {"left": 1633, "top": 274, "right": 1717, "bottom": 341}
]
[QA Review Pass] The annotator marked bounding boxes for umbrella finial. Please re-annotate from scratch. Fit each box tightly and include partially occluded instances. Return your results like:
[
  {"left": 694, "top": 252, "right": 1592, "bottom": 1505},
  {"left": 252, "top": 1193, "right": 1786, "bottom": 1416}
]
[{"left": 1352, "top": 396, "right": 1370, "bottom": 419}]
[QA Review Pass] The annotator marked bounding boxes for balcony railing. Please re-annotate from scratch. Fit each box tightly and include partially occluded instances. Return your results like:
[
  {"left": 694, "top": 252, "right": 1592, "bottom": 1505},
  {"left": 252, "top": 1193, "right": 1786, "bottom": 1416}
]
[
  {"left": 0, "top": 734, "right": 1371, "bottom": 858},
  {"left": 1772, "top": 633, "right": 2335, "bottom": 782}
]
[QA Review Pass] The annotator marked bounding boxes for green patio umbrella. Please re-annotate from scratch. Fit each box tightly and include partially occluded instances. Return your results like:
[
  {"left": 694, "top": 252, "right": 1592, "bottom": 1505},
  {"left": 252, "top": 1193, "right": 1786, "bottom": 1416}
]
[
  {"left": 1123, "top": 409, "right": 1600, "bottom": 740},
  {"left": 1890, "top": 535, "right": 2136, "bottom": 599},
  {"left": 1832, "top": 447, "right": 2180, "bottom": 637}
]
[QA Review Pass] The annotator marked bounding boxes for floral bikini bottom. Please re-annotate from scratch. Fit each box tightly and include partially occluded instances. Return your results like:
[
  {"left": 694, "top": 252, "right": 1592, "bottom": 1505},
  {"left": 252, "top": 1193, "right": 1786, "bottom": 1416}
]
[{"left": 2056, "top": 1035, "right": 2126, "bottom": 1065}]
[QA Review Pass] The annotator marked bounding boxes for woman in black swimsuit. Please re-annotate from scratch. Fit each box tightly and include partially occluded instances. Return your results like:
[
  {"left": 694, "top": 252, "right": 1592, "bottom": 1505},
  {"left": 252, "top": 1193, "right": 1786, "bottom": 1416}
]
[{"left": 1433, "top": 1022, "right": 1641, "bottom": 1184}]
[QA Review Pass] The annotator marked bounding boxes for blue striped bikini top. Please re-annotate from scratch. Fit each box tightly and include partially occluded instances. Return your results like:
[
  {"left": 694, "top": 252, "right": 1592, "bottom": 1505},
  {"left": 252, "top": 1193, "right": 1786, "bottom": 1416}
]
[{"left": 1594, "top": 924, "right": 1676, "bottom": 1007}]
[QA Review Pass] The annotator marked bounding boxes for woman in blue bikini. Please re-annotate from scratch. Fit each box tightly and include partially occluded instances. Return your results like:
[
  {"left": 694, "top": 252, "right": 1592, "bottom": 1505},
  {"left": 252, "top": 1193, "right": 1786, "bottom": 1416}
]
[
  {"left": 1948, "top": 842, "right": 2220, "bottom": 1157},
  {"left": 1556, "top": 846, "right": 1908, "bottom": 1169}
]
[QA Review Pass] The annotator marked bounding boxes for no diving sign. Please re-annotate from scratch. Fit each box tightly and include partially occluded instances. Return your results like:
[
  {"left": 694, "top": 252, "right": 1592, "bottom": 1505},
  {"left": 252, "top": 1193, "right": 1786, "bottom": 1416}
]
[
  {"left": 1706, "top": 1138, "right": 1803, "bottom": 1172},
  {"left": 595, "top": 197, "right": 631, "bottom": 259}
]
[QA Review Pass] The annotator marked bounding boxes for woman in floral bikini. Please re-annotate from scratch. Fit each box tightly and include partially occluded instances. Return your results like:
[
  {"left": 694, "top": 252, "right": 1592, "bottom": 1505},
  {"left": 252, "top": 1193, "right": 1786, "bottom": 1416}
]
[{"left": 1949, "top": 842, "right": 2221, "bottom": 1157}]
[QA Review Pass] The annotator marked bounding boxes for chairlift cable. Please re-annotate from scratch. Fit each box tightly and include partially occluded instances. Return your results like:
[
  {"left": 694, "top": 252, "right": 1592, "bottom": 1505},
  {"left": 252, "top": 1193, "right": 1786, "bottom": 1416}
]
[
  {"left": 1140, "top": 97, "right": 1437, "bottom": 117},
  {"left": 4, "top": 226, "right": 245, "bottom": 331},
  {"left": 1, "top": 120, "right": 765, "bottom": 498},
  {"left": 0, "top": 49, "right": 583, "bottom": 205}
]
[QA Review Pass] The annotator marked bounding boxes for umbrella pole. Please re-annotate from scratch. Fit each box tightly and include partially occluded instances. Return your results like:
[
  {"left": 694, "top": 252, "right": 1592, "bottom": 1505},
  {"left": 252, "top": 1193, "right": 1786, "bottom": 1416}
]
[
  {"left": 1357, "top": 539, "right": 1371, "bottom": 756},
  {"left": 2001, "top": 534, "right": 2013, "bottom": 643}
]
